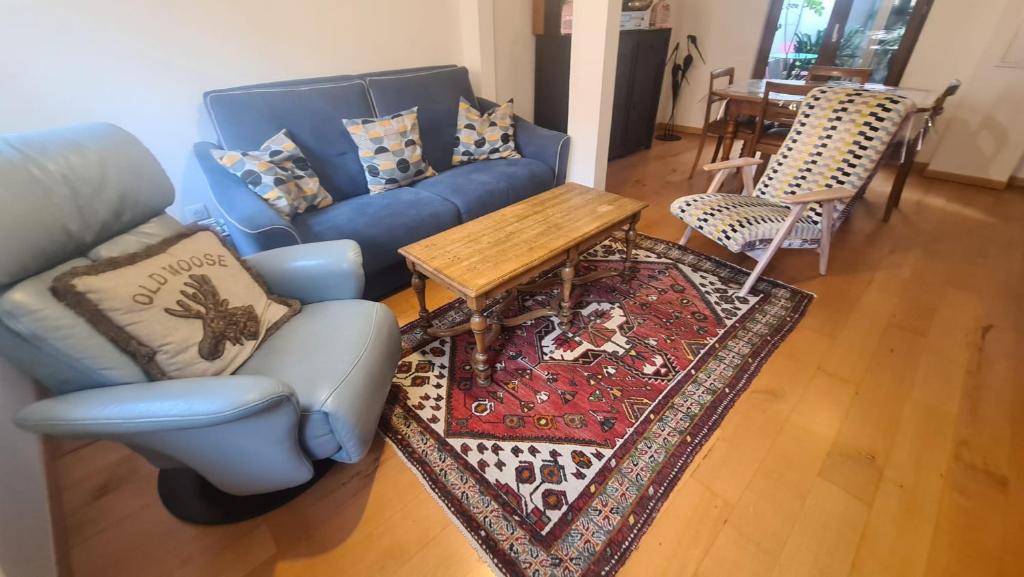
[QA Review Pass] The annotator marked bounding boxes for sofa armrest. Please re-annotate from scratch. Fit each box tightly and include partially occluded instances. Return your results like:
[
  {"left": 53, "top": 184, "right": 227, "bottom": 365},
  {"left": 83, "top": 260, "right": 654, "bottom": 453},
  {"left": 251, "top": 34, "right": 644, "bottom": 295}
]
[
  {"left": 478, "top": 97, "right": 570, "bottom": 186},
  {"left": 244, "top": 240, "right": 365, "bottom": 303},
  {"left": 193, "top": 141, "right": 302, "bottom": 256},
  {"left": 16, "top": 376, "right": 314, "bottom": 495},
  {"left": 15, "top": 376, "right": 295, "bottom": 436}
]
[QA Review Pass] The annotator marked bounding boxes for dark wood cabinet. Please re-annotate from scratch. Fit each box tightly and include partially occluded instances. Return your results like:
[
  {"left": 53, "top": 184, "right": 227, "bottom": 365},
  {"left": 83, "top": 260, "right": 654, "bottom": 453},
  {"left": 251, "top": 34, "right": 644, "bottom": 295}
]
[
  {"left": 534, "top": 28, "right": 672, "bottom": 159},
  {"left": 533, "top": 34, "right": 572, "bottom": 134}
]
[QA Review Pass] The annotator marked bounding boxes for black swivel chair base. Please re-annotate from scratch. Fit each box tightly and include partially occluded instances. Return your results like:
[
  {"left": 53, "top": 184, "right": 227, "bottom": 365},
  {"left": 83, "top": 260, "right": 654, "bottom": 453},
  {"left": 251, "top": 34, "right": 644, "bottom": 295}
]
[{"left": 157, "top": 459, "right": 335, "bottom": 525}]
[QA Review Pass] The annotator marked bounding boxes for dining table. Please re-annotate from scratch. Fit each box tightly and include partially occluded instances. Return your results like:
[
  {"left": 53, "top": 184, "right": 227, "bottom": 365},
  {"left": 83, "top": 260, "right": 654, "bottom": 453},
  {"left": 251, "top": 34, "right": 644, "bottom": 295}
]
[{"left": 711, "top": 79, "right": 942, "bottom": 221}]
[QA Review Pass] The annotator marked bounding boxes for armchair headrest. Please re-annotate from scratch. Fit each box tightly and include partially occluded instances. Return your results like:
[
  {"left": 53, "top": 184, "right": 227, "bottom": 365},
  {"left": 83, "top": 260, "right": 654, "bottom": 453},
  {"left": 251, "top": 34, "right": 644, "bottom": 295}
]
[{"left": 0, "top": 123, "right": 174, "bottom": 286}]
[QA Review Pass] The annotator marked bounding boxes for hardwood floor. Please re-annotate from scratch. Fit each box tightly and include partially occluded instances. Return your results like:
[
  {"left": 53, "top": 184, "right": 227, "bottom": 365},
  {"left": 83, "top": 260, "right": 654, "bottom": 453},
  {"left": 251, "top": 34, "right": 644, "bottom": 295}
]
[{"left": 48, "top": 135, "right": 1023, "bottom": 577}]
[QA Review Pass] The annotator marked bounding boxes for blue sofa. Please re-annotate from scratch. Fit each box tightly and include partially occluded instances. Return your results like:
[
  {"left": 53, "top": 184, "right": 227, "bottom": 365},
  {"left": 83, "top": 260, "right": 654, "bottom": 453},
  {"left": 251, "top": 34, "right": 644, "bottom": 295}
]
[{"left": 195, "top": 65, "right": 570, "bottom": 299}]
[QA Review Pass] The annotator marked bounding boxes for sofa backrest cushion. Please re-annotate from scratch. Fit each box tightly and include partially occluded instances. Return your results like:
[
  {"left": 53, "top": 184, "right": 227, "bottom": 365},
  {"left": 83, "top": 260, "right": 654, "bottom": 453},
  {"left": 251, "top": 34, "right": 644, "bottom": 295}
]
[
  {"left": 204, "top": 79, "right": 375, "bottom": 201},
  {"left": 366, "top": 67, "right": 477, "bottom": 173},
  {"left": 0, "top": 123, "right": 174, "bottom": 287}
]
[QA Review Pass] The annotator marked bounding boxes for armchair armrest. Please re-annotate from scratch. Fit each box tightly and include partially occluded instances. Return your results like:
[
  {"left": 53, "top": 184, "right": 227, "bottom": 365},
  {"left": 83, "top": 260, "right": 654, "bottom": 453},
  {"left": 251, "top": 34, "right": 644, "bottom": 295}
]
[
  {"left": 194, "top": 141, "right": 302, "bottom": 256},
  {"left": 780, "top": 187, "right": 857, "bottom": 204},
  {"left": 244, "top": 240, "right": 365, "bottom": 303},
  {"left": 703, "top": 157, "right": 763, "bottom": 172},
  {"left": 16, "top": 376, "right": 314, "bottom": 495},
  {"left": 478, "top": 97, "right": 570, "bottom": 186},
  {"left": 15, "top": 376, "right": 295, "bottom": 436},
  {"left": 701, "top": 157, "right": 763, "bottom": 196}
]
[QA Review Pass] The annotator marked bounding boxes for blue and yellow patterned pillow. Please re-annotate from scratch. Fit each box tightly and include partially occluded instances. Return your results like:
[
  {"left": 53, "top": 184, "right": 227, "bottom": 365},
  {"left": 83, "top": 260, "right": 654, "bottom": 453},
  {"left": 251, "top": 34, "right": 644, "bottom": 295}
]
[
  {"left": 210, "top": 130, "right": 333, "bottom": 220},
  {"left": 452, "top": 97, "right": 520, "bottom": 165},
  {"left": 342, "top": 107, "right": 436, "bottom": 194}
]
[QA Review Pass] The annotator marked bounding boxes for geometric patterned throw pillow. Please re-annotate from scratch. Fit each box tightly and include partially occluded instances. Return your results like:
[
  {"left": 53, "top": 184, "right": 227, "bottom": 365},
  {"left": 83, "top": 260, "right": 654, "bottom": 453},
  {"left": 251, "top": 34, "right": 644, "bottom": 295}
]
[
  {"left": 210, "top": 129, "right": 333, "bottom": 220},
  {"left": 452, "top": 97, "right": 520, "bottom": 165},
  {"left": 342, "top": 107, "right": 436, "bottom": 194}
]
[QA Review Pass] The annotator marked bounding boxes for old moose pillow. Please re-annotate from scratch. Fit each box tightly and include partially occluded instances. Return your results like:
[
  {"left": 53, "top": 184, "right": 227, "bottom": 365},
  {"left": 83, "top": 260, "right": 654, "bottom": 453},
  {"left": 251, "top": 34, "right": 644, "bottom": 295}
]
[{"left": 51, "top": 229, "right": 300, "bottom": 380}]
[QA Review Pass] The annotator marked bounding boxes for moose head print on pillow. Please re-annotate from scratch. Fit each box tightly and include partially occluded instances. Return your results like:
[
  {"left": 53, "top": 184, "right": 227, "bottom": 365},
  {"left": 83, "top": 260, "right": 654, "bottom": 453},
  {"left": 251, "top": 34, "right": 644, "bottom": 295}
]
[{"left": 51, "top": 229, "right": 300, "bottom": 380}]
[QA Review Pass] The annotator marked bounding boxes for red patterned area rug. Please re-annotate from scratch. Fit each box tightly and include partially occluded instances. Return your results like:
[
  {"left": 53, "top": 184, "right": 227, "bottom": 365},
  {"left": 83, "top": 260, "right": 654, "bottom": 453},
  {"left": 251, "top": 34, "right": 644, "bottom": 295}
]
[{"left": 381, "top": 233, "right": 812, "bottom": 577}]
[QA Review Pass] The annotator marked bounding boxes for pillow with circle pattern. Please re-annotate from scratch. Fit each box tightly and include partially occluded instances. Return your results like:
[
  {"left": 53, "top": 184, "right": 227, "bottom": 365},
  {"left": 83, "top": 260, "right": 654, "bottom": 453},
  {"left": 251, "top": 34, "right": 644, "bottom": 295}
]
[
  {"left": 452, "top": 97, "right": 521, "bottom": 165},
  {"left": 210, "top": 129, "right": 333, "bottom": 220},
  {"left": 342, "top": 107, "right": 436, "bottom": 194}
]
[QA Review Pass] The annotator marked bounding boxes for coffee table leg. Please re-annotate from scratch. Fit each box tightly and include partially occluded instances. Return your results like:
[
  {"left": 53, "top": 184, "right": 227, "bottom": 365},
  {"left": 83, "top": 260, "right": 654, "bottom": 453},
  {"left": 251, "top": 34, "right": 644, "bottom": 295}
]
[
  {"left": 468, "top": 297, "right": 492, "bottom": 386},
  {"left": 407, "top": 259, "right": 431, "bottom": 327},
  {"left": 559, "top": 249, "right": 578, "bottom": 327},
  {"left": 624, "top": 214, "right": 639, "bottom": 278}
]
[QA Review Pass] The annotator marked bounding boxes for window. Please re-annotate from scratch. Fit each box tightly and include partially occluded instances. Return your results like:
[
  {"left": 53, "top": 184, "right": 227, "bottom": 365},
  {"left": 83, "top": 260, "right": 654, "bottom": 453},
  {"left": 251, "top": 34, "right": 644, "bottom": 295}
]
[{"left": 754, "top": 0, "right": 934, "bottom": 85}]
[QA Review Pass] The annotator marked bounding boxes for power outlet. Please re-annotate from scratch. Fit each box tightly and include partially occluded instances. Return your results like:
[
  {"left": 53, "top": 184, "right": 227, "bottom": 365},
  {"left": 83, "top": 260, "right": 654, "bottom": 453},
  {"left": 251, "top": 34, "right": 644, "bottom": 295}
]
[{"left": 183, "top": 203, "right": 210, "bottom": 223}]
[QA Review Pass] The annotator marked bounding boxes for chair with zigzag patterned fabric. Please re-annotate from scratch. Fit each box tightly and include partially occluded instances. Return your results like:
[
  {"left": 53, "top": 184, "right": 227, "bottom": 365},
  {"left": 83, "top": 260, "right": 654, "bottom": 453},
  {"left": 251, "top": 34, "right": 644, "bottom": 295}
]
[{"left": 670, "top": 86, "right": 914, "bottom": 296}]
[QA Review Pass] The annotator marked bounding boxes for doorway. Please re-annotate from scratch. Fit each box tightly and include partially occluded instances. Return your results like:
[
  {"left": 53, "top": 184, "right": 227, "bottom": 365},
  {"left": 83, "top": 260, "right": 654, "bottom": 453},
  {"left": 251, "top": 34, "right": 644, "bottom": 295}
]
[{"left": 753, "top": 0, "right": 934, "bottom": 85}]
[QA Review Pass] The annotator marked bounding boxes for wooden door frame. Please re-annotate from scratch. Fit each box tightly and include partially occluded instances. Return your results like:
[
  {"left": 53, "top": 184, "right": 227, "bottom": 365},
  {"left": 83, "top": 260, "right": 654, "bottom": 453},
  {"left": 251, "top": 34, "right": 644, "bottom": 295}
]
[
  {"left": 884, "top": 0, "right": 934, "bottom": 85},
  {"left": 752, "top": 0, "right": 786, "bottom": 79},
  {"left": 815, "top": 0, "right": 855, "bottom": 69}
]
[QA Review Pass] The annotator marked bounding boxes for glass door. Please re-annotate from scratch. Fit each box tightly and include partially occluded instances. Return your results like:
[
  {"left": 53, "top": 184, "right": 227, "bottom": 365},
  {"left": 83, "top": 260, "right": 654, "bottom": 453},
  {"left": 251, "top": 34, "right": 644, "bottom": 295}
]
[
  {"left": 762, "top": 0, "right": 842, "bottom": 81},
  {"left": 755, "top": 0, "right": 934, "bottom": 84},
  {"left": 831, "top": 0, "right": 928, "bottom": 84}
]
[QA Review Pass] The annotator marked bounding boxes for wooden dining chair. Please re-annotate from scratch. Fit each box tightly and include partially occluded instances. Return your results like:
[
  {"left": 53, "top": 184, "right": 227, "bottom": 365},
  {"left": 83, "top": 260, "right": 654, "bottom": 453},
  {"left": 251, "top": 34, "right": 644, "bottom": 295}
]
[
  {"left": 808, "top": 65, "right": 872, "bottom": 83},
  {"left": 882, "top": 79, "right": 962, "bottom": 221},
  {"left": 687, "top": 67, "right": 755, "bottom": 179},
  {"left": 745, "top": 81, "right": 816, "bottom": 179}
]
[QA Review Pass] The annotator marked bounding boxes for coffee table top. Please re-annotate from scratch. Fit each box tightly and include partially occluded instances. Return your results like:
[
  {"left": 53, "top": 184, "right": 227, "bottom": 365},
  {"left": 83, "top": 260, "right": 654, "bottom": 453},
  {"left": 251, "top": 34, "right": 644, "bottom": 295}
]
[{"left": 399, "top": 183, "right": 647, "bottom": 298}]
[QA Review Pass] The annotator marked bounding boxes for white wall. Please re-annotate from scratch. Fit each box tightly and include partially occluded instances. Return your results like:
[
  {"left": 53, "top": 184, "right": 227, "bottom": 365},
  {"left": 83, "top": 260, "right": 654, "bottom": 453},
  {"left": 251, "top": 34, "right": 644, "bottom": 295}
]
[
  {"left": 0, "top": 360, "right": 57, "bottom": 577},
  {"left": 902, "top": 0, "right": 1024, "bottom": 184},
  {"left": 461, "top": 0, "right": 498, "bottom": 101},
  {"left": 0, "top": 0, "right": 466, "bottom": 220},
  {"left": 656, "top": 0, "right": 772, "bottom": 130},
  {"left": 493, "top": 1, "right": 537, "bottom": 121}
]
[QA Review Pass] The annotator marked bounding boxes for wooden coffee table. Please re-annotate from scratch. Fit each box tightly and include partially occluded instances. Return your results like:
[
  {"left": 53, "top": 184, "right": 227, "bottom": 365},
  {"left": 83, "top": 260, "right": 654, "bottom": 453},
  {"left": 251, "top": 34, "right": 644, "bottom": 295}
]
[{"left": 399, "top": 183, "right": 647, "bottom": 386}]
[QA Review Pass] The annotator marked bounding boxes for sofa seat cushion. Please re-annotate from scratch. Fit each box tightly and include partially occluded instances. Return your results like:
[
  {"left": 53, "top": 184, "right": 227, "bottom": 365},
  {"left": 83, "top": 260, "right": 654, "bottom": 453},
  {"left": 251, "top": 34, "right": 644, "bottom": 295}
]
[
  {"left": 292, "top": 187, "right": 460, "bottom": 276},
  {"left": 366, "top": 67, "right": 476, "bottom": 173},
  {"left": 236, "top": 299, "right": 400, "bottom": 462},
  {"left": 411, "top": 157, "right": 555, "bottom": 221}
]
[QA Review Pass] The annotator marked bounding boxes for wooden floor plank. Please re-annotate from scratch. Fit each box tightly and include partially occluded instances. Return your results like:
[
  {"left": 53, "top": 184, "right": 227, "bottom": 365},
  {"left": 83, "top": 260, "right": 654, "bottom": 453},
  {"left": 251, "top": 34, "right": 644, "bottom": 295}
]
[
  {"left": 37, "top": 134, "right": 1022, "bottom": 577},
  {"left": 818, "top": 325, "right": 927, "bottom": 504},
  {"left": 922, "top": 322, "right": 1019, "bottom": 576},
  {"left": 617, "top": 478, "right": 731, "bottom": 577},
  {"left": 769, "top": 478, "right": 869, "bottom": 577},
  {"left": 849, "top": 288, "right": 982, "bottom": 577}
]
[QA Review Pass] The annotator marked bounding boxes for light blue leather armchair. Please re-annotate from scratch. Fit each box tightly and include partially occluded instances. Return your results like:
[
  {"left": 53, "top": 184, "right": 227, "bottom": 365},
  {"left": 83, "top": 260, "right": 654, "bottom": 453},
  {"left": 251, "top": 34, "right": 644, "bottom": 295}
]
[{"left": 0, "top": 123, "right": 401, "bottom": 523}]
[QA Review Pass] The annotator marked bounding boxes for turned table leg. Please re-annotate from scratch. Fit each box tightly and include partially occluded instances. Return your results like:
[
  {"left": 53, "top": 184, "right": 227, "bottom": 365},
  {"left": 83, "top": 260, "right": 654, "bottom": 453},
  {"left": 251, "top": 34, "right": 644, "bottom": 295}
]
[
  {"left": 467, "top": 297, "right": 492, "bottom": 386},
  {"left": 558, "top": 248, "right": 578, "bottom": 327},
  {"left": 407, "top": 259, "right": 431, "bottom": 327},
  {"left": 719, "top": 116, "right": 738, "bottom": 162},
  {"left": 624, "top": 214, "right": 639, "bottom": 278}
]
